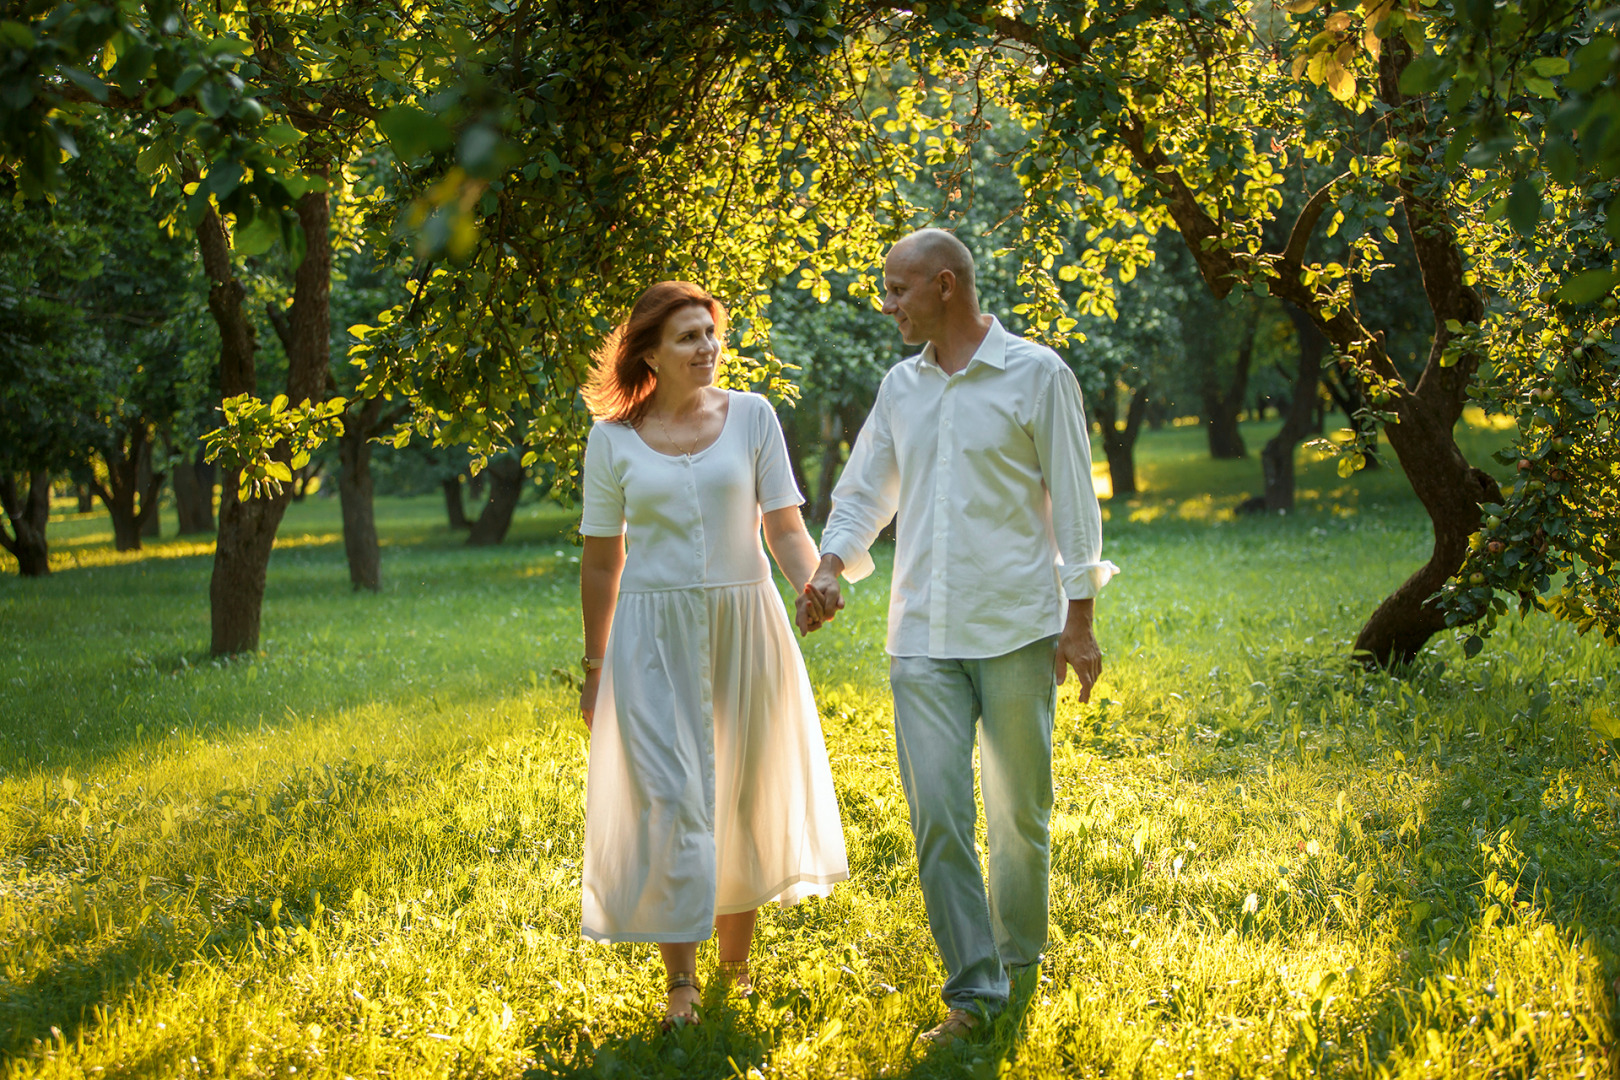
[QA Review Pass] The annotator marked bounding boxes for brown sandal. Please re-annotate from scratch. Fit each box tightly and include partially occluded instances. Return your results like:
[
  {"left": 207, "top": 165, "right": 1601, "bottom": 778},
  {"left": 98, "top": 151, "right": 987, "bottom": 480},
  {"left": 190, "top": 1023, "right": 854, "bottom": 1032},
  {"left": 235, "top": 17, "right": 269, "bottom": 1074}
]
[
  {"left": 661, "top": 972, "right": 701, "bottom": 1030},
  {"left": 716, "top": 959, "right": 753, "bottom": 997}
]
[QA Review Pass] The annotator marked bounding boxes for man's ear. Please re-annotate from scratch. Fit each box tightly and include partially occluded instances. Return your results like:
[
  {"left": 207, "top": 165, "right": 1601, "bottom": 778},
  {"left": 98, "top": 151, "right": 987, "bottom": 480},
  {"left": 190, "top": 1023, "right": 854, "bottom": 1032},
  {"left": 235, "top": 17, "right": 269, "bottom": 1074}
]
[{"left": 936, "top": 269, "right": 957, "bottom": 302}]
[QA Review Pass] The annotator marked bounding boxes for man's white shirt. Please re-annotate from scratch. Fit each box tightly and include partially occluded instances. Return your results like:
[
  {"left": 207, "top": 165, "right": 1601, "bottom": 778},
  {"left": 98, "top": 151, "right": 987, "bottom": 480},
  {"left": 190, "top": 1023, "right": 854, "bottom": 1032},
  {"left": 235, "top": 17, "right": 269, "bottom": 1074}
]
[{"left": 819, "top": 316, "right": 1118, "bottom": 659}]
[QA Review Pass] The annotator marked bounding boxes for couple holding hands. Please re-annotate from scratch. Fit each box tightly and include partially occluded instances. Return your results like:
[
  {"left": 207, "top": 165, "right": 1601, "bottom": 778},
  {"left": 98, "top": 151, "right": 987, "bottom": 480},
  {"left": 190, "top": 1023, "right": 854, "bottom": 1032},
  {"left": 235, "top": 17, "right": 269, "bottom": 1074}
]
[{"left": 575, "top": 229, "right": 1118, "bottom": 1041}]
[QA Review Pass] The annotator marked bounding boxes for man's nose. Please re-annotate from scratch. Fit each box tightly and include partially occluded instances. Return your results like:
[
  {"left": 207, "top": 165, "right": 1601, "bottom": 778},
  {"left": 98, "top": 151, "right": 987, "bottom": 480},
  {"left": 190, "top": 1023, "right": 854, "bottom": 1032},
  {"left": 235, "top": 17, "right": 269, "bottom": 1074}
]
[{"left": 881, "top": 296, "right": 898, "bottom": 315}]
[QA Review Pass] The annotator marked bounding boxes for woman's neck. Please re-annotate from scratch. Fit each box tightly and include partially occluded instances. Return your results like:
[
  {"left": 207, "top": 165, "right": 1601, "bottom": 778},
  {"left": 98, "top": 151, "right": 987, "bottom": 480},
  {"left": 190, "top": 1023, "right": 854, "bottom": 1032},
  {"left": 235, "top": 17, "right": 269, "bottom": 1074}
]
[{"left": 650, "top": 383, "right": 712, "bottom": 419}]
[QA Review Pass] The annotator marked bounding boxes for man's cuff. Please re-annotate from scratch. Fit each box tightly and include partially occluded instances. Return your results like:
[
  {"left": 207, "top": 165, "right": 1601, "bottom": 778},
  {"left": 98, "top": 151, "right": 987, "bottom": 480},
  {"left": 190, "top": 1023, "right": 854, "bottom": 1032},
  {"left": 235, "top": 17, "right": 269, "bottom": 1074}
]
[
  {"left": 1059, "top": 559, "right": 1120, "bottom": 600},
  {"left": 819, "top": 533, "right": 875, "bottom": 583}
]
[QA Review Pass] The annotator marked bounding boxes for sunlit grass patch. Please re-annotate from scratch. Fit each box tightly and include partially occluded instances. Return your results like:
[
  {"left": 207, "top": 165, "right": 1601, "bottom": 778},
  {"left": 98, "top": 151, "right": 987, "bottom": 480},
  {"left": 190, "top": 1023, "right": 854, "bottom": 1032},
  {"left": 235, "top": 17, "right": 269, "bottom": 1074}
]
[{"left": 0, "top": 421, "right": 1615, "bottom": 1079}]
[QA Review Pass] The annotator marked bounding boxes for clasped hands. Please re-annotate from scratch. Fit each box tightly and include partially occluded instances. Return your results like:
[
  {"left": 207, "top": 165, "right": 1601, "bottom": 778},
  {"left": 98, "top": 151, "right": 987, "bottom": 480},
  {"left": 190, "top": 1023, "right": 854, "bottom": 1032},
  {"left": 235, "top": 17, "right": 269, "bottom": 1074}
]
[{"left": 794, "top": 555, "right": 845, "bottom": 637}]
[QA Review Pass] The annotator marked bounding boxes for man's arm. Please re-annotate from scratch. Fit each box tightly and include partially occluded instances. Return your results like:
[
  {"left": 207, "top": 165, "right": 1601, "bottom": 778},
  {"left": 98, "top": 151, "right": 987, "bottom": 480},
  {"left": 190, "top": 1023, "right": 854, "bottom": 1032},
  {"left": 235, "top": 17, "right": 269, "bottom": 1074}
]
[
  {"left": 1032, "top": 362, "right": 1119, "bottom": 698},
  {"left": 802, "top": 386, "right": 899, "bottom": 634},
  {"left": 1056, "top": 598, "right": 1101, "bottom": 702}
]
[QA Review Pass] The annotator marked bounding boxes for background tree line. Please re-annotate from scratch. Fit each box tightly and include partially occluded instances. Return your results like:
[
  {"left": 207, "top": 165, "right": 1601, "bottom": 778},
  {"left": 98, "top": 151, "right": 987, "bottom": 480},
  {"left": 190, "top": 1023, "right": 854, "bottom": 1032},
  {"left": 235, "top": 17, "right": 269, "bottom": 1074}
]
[{"left": 1, "top": 0, "right": 1614, "bottom": 666}]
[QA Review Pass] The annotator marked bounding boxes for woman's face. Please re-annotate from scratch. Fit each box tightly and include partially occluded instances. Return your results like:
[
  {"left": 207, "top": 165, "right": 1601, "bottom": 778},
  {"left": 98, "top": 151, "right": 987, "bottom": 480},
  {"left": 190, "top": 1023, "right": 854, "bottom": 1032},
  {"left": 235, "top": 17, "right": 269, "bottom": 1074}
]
[{"left": 649, "top": 305, "right": 721, "bottom": 394}]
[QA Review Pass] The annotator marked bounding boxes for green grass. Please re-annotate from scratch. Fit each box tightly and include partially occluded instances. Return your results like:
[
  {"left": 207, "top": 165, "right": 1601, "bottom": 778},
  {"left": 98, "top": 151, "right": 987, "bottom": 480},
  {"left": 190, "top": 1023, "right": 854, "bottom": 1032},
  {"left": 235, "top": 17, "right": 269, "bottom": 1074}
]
[{"left": 2, "top": 418, "right": 1618, "bottom": 1079}]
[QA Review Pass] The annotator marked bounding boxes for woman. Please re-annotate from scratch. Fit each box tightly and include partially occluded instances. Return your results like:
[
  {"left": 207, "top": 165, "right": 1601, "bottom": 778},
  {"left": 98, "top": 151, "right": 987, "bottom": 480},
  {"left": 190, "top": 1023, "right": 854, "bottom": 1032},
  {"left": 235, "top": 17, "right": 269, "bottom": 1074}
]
[{"left": 577, "top": 281, "right": 848, "bottom": 1028}]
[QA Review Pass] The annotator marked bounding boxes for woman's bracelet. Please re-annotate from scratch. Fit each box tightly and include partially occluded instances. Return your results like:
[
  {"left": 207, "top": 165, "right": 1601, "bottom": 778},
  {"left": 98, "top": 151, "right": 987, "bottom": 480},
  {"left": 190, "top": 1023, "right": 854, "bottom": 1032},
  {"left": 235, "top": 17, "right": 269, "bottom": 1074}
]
[{"left": 581, "top": 655, "right": 604, "bottom": 672}]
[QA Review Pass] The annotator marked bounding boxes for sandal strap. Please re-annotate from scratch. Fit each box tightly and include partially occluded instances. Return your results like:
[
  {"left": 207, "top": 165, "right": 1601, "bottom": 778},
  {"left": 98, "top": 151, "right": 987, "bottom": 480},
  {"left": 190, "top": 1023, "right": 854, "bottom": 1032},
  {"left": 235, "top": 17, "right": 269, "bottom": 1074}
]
[
  {"left": 716, "top": 959, "right": 750, "bottom": 978},
  {"left": 666, "top": 972, "right": 701, "bottom": 993}
]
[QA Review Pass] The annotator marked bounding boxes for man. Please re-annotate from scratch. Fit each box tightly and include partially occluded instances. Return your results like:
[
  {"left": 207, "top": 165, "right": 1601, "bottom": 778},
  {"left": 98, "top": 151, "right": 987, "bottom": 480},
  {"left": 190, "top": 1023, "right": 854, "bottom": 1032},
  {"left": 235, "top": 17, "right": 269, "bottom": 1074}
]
[{"left": 799, "top": 228, "right": 1117, "bottom": 1044}]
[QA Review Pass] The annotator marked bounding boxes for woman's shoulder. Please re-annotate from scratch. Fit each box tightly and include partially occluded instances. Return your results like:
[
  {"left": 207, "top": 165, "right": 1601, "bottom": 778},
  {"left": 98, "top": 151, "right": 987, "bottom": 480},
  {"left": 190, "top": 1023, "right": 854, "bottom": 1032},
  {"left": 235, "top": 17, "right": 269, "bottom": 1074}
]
[{"left": 725, "top": 388, "right": 778, "bottom": 424}]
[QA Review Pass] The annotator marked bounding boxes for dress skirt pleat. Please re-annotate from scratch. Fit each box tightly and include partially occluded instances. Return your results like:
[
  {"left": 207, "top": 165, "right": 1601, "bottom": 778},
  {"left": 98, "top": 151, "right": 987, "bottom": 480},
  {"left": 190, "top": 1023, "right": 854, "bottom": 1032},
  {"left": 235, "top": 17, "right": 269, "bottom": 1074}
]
[{"left": 581, "top": 579, "right": 848, "bottom": 943}]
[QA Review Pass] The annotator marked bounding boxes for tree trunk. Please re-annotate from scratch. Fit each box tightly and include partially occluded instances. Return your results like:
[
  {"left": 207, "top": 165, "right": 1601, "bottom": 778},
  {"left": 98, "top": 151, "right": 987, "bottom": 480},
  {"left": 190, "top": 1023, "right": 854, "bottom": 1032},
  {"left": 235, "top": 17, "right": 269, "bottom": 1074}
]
[
  {"left": 0, "top": 470, "right": 51, "bottom": 576},
  {"left": 137, "top": 439, "right": 162, "bottom": 539},
  {"left": 467, "top": 454, "right": 525, "bottom": 546},
  {"left": 1201, "top": 305, "right": 1258, "bottom": 459},
  {"left": 812, "top": 408, "right": 844, "bottom": 525},
  {"left": 778, "top": 404, "right": 814, "bottom": 513},
  {"left": 338, "top": 398, "right": 383, "bottom": 590},
  {"left": 1261, "top": 306, "right": 1326, "bottom": 513},
  {"left": 1099, "top": 379, "right": 1151, "bottom": 498},
  {"left": 442, "top": 476, "right": 470, "bottom": 529},
  {"left": 93, "top": 422, "right": 163, "bottom": 552},
  {"left": 171, "top": 446, "right": 216, "bottom": 535},
  {"left": 76, "top": 484, "right": 92, "bottom": 513},
  {"left": 205, "top": 183, "right": 332, "bottom": 655}
]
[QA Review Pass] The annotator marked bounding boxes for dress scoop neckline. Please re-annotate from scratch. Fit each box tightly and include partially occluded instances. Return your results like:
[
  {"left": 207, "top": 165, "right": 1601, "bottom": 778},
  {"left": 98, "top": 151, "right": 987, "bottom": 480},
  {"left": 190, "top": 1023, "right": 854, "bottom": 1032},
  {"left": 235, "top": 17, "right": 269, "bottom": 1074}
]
[{"left": 631, "top": 389, "right": 735, "bottom": 460}]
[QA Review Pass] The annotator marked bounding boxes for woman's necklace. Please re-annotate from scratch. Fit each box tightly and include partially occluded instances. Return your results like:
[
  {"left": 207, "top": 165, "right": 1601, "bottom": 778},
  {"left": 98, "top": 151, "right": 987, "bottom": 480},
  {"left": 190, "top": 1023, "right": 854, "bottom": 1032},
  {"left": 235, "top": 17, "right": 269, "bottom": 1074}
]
[{"left": 654, "top": 399, "right": 703, "bottom": 457}]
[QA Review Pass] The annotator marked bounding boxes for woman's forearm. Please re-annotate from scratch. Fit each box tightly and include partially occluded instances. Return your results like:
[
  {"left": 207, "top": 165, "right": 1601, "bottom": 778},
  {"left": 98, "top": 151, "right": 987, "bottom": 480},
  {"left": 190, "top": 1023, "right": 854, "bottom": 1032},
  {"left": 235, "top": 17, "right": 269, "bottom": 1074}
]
[
  {"left": 762, "top": 507, "right": 820, "bottom": 592},
  {"left": 580, "top": 535, "right": 626, "bottom": 659}
]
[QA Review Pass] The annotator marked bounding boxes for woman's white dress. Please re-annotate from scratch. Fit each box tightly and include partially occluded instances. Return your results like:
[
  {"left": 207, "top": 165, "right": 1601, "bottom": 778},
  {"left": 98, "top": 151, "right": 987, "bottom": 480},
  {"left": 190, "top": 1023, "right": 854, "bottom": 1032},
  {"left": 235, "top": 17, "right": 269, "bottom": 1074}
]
[{"left": 578, "top": 390, "right": 848, "bottom": 943}]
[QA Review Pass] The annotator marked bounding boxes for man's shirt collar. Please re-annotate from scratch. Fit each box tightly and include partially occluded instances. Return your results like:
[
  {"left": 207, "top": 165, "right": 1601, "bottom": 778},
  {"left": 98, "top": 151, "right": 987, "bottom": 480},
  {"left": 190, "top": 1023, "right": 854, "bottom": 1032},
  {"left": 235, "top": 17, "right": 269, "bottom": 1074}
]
[{"left": 916, "top": 315, "right": 1009, "bottom": 375}]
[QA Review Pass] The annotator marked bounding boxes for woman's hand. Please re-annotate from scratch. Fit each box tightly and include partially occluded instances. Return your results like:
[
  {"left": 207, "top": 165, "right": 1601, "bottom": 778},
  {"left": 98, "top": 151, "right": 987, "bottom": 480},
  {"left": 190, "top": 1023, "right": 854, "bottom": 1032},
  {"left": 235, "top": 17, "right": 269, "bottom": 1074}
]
[{"left": 580, "top": 668, "right": 602, "bottom": 732}]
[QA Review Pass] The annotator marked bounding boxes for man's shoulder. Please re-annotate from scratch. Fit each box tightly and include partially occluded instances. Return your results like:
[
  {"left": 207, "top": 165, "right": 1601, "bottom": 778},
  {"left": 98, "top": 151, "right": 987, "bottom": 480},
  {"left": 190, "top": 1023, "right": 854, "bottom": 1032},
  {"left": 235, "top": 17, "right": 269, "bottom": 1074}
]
[{"left": 999, "top": 328, "right": 1066, "bottom": 371}]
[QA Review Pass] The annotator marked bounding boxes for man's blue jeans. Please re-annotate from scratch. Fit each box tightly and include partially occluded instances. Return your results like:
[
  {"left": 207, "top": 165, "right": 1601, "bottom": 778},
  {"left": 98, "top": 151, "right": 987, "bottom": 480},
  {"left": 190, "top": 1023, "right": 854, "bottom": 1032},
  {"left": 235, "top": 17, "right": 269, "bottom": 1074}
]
[{"left": 889, "top": 634, "right": 1057, "bottom": 1012}]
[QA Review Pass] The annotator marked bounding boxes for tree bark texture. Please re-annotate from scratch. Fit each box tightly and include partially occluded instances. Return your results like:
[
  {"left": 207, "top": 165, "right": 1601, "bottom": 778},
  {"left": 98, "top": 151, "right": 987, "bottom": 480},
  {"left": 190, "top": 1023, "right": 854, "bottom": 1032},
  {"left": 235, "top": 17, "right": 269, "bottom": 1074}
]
[
  {"left": 467, "top": 454, "right": 525, "bottom": 546},
  {"left": 137, "top": 438, "right": 163, "bottom": 539},
  {"left": 171, "top": 448, "right": 216, "bottom": 535},
  {"left": 777, "top": 404, "right": 815, "bottom": 515},
  {"left": 442, "top": 476, "right": 470, "bottom": 529},
  {"left": 205, "top": 185, "right": 332, "bottom": 654},
  {"left": 812, "top": 409, "right": 844, "bottom": 525},
  {"left": 338, "top": 398, "right": 386, "bottom": 590},
  {"left": 1198, "top": 304, "right": 1257, "bottom": 460},
  {"left": 76, "top": 484, "right": 93, "bottom": 513},
  {"left": 92, "top": 421, "right": 163, "bottom": 552},
  {"left": 0, "top": 470, "right": 51, "bottom": 576},
  {"left": 1099, "top": 380, "right": 1151, "bottom": 498},
  {"left": 1261, "top": 306, "right": 1326, "bottom": 513}
]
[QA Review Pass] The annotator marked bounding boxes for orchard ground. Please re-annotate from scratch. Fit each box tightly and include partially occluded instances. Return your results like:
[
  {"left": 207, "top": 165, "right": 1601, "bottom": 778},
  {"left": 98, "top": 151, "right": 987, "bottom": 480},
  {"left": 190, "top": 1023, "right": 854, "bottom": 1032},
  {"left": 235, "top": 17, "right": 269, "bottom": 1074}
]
[{"left": 2, "top": 415, "right": 1617, "bottom": 1079}]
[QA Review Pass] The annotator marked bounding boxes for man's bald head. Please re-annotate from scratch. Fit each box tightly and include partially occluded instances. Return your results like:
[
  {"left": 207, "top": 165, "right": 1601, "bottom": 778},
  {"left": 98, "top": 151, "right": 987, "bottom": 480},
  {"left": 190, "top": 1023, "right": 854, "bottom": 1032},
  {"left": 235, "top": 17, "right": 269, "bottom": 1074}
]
[{"left": 889, "top": 228, "right": 977, "bottom": 299}]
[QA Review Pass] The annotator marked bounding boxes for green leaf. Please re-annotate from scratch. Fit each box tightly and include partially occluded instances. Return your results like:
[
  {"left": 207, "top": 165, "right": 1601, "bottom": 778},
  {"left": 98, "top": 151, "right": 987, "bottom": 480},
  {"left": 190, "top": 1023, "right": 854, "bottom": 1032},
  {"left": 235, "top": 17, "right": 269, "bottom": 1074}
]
[
  {"left": 135, "top": 142, "right": 168, "bottom": 177},
  {"left": 1530, "top": 56, "right": 1569, "bottom": 78},
  {"left": 1505, "top": 180, "right": 1541, "bottom": 237},
  {"left": 1555, "top": 268, "right": 1620, "bottom": 305},
  {"left": 1398, "top": 53, "right": 1444, "bottom": 96},
  {"left": 61, "top": 67, "right": 110, "bottom": 103},
  {"left": 0, "top": 20, "right": 33, "bottom": 48},
  {"left": 199, "top": 81, "right": 232, "bottom": 118},
  {"left": 206, "top": 161, "right": 244, "bottom": 198},
  {"left": 1462, "top": 634, "right": 1483, "bottom": 658},
  {"left": 1591, "top": 705, "right": 1620, "bottom": 740},
  {"left": 377, "top": 105, "right": 453, "bottom": 160},
  {"left": 232, "top": 211, "right": 280, "bottom": 256},
  {"left": 172, "top": 65, "right": 207, "bottom": 97}
]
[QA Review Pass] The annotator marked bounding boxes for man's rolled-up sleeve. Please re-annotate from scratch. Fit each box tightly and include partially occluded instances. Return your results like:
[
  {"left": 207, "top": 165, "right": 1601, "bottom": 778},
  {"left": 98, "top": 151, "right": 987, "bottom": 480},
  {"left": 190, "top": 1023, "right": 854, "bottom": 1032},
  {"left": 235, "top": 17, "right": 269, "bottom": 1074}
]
[
  {"left": 1034, "top": 362, "right": 1119, "bottom": 600},
  {"left": 818, "top": 384, "right": 900, "bottom": 584}
]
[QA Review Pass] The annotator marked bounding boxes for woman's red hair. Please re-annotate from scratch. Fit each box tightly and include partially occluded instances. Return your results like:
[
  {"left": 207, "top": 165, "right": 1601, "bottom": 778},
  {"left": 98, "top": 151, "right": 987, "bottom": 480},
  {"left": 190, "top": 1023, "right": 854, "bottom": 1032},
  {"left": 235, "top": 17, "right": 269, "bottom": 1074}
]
[{"left": 583, "top": 281, "right": 728, "bottom": 425}]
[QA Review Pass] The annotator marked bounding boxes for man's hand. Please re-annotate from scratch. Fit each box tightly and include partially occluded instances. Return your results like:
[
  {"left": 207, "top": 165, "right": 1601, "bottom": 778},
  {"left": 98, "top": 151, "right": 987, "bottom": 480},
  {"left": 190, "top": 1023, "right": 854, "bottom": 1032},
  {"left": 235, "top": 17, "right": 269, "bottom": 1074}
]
[
  {"left": 1055, "top": 599, "right": 1102, "bottom": 702},
  {"left": 580, "top": 668, "right": 601, "bottom": 732},
  {"left": 799, "top": 554, "right": 846, "bottom": 636},
  {"left": 794, "top": 587, "right": 825, "bottom": 636}
]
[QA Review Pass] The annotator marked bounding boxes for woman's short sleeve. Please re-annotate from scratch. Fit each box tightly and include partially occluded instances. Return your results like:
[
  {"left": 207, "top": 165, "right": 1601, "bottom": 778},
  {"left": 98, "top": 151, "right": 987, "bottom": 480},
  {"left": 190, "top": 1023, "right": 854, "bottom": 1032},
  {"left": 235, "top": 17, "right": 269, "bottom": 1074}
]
[
  {"left": 753, "top": 396, "right": 804, "bottom": 513},
  {"left": 579, "top": 423, "right": 627, "bottom": 536}
]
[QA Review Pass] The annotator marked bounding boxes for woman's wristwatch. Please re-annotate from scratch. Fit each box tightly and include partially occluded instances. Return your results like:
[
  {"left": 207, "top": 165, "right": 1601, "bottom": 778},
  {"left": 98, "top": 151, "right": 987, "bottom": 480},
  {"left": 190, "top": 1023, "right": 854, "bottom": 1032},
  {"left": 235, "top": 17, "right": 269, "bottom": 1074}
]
[{"left": 581, "top": 655, "right": 604, "bottom": 673}]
